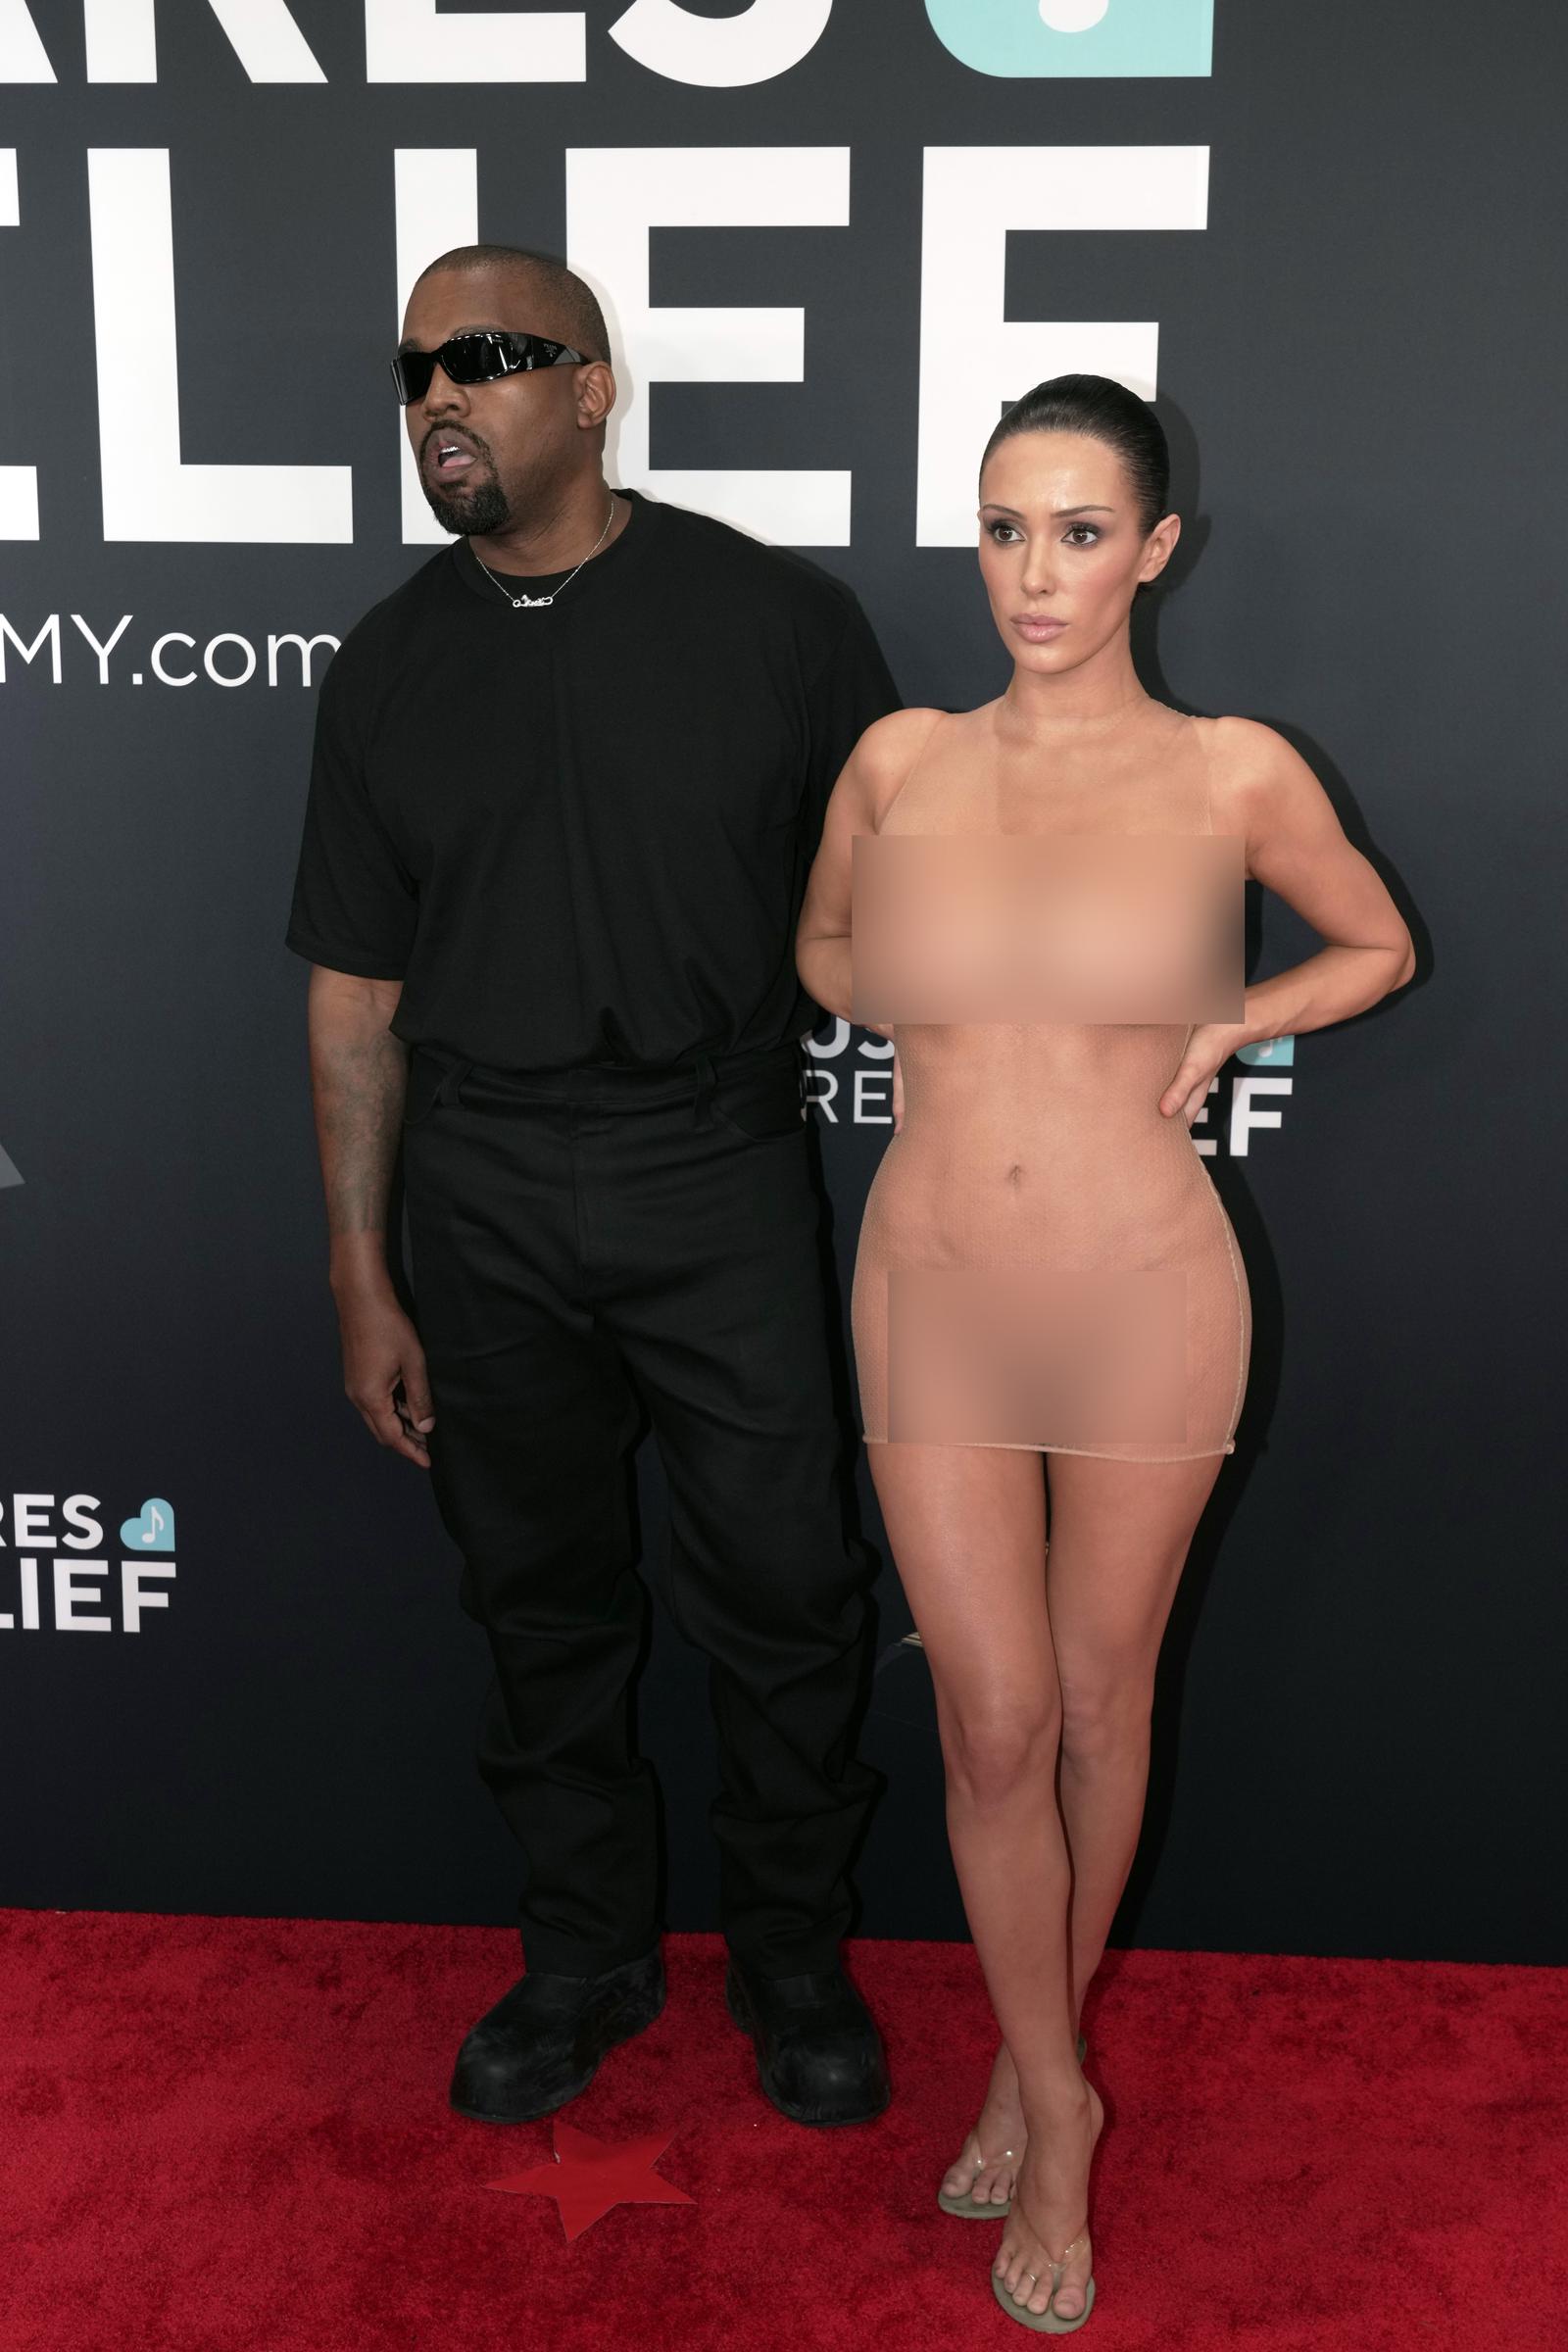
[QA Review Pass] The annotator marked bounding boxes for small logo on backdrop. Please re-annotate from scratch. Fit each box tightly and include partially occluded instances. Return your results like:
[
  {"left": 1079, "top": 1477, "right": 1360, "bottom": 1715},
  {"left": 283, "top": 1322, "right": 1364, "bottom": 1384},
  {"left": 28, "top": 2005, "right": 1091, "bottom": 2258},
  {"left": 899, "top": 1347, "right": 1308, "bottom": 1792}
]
[
  {"left": 120, "top": 1496, "right": 175, "bottom": 1551},
  {"left": 923, "top": 0, "right": 1213, "bottom": 78},
  {"left": 1, "top": 1492, "right": 176, "bottom": 1634}
]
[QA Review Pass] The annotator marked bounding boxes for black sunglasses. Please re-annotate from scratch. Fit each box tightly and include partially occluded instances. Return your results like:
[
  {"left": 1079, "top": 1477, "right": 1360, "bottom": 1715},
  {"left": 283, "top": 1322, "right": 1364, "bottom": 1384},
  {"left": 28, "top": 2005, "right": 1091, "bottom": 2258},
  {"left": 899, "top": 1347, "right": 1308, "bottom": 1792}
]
[{"left": 390, "top": 328, "right": 587, "bottom": 407}]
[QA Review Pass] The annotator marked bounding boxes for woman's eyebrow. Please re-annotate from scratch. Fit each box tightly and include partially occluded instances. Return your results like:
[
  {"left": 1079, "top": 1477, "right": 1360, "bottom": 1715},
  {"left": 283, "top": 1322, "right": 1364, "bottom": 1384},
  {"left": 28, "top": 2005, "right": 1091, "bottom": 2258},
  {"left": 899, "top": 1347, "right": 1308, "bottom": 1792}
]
[{"left": 980, "top": 502, "right": 1117, "bottom": 518}]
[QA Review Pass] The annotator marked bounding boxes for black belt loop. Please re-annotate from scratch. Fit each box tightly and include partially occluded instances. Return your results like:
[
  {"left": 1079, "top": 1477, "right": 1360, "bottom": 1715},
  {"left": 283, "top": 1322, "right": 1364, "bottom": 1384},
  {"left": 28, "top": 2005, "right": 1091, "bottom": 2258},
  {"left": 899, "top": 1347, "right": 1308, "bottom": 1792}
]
[
  {"left": 691, "top": 1049, "right": 717, "bottom": 1129},
  {"left": 434, "top": 1054, "right": 475, "bottom": 1110}
]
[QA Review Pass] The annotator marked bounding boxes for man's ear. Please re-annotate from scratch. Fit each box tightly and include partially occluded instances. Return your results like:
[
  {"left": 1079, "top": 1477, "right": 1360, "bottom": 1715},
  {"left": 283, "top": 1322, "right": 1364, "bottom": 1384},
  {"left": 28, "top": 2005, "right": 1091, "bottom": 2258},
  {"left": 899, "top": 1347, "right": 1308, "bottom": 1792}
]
[{"left": 578, "top": 361, "right": 617, "bottom": 429}]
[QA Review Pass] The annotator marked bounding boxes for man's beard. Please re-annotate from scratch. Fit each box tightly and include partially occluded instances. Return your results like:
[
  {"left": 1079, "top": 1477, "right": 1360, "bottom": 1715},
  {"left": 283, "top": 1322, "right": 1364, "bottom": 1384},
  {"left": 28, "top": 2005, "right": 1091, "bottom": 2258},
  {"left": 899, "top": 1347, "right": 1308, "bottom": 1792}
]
[{"left": 423, "top": 473, "right": 511, "bottom": 540}]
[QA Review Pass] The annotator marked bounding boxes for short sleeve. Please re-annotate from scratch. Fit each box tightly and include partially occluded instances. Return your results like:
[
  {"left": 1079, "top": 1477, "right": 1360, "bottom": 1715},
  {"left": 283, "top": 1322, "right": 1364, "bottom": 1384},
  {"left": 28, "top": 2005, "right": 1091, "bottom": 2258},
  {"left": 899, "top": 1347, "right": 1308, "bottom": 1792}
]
[
  {"left": 283, "top": 639, "right": 418, "bottom": 981},
  {"left": 801, "top": 592, "right": 904, "bottom": 845}
]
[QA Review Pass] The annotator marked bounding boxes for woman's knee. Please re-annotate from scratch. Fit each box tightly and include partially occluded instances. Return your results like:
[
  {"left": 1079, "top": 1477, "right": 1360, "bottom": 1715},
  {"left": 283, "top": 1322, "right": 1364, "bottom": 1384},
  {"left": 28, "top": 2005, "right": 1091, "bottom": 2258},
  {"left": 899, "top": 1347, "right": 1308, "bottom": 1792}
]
[
  {"left": 1057, "top": 1670, "right": 1154, "bottom": 1771},
  {"left": 941, "top": 1690, "right": 1063, "bottom": 1808}
]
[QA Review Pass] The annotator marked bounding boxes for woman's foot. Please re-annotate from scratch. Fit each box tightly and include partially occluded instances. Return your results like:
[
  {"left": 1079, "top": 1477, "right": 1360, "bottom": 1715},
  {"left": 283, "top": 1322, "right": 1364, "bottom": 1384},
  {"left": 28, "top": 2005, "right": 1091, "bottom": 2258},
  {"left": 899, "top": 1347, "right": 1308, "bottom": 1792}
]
[
  {"left": 940, "top": 2043, "right": 1026, "bottom": 2210},
  {"left": 994, "top": 2076, "right": 1103, "bottom": 2324}
]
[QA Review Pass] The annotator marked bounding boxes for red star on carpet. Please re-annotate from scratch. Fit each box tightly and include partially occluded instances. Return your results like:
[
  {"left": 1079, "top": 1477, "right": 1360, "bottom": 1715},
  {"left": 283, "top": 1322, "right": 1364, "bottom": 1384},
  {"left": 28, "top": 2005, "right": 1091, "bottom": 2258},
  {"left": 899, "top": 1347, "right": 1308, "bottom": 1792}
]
[{"left": 486, "top": 2121, "right": 695, "bottom": 2240}]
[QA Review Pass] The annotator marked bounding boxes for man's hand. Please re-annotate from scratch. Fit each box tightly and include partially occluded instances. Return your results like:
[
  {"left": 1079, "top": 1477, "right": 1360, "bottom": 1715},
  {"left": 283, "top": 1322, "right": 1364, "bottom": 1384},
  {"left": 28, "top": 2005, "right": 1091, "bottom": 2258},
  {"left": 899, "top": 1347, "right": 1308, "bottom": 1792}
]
[{"left": 337, "top": 1285, "right": 437, "bottom": 1467}]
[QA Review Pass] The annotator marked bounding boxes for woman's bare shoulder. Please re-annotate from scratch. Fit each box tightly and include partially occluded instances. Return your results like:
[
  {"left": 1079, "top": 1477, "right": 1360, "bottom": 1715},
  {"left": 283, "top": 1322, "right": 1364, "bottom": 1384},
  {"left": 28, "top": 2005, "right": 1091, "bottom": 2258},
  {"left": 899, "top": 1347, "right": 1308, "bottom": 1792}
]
[
  {"left": 850, "top": 706, "right": 951, "bottom": 826},
  {"left": 857, "top": 705, "right": 950, "bottom": 764},
  {"left": 1199, "top": 712, "right": 1324, "bottom": 829},
  {"left": 1200, "top": 710, "right": 1297, "bottom": 764}
]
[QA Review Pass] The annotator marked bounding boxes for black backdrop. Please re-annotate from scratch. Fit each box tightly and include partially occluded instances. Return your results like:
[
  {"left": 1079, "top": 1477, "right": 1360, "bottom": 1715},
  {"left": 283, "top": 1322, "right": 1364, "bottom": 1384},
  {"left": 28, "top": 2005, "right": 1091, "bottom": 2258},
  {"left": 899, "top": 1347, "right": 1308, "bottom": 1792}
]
[{"left": 2, "top": 0, "right": 1561, "bottom": 1966}]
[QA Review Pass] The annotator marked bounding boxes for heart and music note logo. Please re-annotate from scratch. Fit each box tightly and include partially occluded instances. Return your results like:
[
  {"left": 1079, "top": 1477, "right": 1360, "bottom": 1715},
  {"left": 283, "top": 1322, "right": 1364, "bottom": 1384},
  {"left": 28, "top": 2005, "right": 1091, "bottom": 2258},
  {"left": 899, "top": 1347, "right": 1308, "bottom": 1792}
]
[
  {"left": 119, "top": 1497, "right": 175, "bottom": 1552},
  {"left": 923, "top": 0, "right": 1212, "bottom": 78}
]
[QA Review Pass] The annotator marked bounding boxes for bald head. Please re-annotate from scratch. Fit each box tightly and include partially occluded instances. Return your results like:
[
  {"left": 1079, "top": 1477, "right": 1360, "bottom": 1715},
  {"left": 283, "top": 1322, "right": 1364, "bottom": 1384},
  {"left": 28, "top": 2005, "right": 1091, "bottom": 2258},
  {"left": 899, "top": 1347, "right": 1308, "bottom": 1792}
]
[
  {"left": 414, "top": 244, "right": 611, "bottom": 367},
  {"left": 399, "top": 245, "right": 619, "bottom": 546}
]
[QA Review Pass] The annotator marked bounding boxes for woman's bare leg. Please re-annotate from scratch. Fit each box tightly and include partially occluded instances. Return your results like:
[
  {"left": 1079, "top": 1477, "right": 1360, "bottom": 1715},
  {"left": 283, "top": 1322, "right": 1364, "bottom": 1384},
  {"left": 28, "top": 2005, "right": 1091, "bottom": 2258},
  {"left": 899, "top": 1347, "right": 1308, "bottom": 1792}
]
[
  {"left": 992, "top": 1450, "right": 1226, "bottom": 2321},
  {"left": 867, "top": 1441, "right": 1082, "bottom": 2235},
  {"left": 1052, "top": 1450, "right": 1224, "bottom": 2016},
  {"left": 959, "top": 1450, "right": 1226, "bottom": 2220}
]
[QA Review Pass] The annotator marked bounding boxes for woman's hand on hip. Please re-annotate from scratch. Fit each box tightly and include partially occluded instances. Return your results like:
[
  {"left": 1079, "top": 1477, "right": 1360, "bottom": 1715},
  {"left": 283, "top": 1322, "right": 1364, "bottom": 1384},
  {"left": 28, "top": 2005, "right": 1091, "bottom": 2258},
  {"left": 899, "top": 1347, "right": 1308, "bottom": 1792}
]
[{"left": 1158, "top": 1022, "right": 1252, "bottom": 1127}]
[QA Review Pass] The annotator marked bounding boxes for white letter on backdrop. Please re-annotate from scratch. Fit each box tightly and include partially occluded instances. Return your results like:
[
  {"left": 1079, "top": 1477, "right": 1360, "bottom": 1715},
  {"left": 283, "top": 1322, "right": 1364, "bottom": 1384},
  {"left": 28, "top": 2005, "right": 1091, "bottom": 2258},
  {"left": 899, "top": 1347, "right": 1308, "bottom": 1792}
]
[
  {"left": 83, "top": 0, "right": 324, "bottom": 80},
  {"left": 1229, "top": 1076, "right": 1291, "bottom": 1155},
  {"left": 394, "top": 149, "right": 479, "bottom": 545},
  {"left": 88, "top": 151, "right": 353, "bottom": 542},
  {"left": 54, "top": 1563, "right": 112, "bottom": 1631},
  {"left": 916, "top": 146, "right": 1208, "bottom": 544},
  {"left": 609, "top": 0, "right": 832, "bottom": 87},
  {"left": 367, "top": 0, "right": 583, "bottom": 82},
  {"left": 122, "top": 1561, "right": 175, "bottom": 1631},
  {"left": 565, "top": 146, "right": 851, "bottom": 546},
  {"left": 0, "top": 153, "right": 37, "bottom": 536},
  {"left": 0, "top": 0, "right": 53, "bottom": 79}
]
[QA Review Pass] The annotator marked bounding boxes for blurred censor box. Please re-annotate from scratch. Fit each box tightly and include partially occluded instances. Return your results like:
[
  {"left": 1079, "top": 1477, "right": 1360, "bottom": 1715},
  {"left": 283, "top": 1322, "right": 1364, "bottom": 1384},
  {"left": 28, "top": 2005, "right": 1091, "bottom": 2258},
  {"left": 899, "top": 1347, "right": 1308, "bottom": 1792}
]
[{"left": 852, "top": 833, "right": 1244, "bottom": 1026}]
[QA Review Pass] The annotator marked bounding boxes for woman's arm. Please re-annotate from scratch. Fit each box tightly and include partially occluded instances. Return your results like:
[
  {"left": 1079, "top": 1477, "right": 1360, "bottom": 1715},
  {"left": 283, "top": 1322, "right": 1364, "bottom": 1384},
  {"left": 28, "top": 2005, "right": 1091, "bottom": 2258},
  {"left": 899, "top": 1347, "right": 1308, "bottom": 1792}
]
[
  {"left": 1158, "top": 716, "right": 1417, "bottom": 1123},
  {"left": 796, "top": 707, "right": 944, "bottom": 1025}
]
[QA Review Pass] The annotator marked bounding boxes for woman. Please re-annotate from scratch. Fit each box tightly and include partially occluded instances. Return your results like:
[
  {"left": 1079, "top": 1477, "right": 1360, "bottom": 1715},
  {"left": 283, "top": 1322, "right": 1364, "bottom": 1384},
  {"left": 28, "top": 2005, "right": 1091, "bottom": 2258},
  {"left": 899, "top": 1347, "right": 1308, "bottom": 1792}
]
[{"left": 796, "top": 375, "right": 1415, "bottom": 2333}]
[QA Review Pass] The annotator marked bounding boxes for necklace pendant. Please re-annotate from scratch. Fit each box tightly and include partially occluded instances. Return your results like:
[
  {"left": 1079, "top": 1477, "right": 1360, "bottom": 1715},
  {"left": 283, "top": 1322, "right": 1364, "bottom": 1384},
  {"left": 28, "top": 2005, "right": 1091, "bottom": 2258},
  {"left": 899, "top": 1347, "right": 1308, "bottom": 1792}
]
[{"left": 514, "top": 592, "right": 553, "bottom": 608}]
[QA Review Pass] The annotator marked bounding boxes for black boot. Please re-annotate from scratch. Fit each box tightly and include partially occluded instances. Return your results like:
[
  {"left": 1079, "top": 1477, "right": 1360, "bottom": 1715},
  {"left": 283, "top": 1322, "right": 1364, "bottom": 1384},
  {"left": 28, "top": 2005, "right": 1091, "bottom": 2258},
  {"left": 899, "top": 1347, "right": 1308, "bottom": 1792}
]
[
  {"left": 449, "top": 1947, "right": 666, "bottom": 2124},
  {"left": 725, "top": 1958, "right": 890, "bottom": 2128}
]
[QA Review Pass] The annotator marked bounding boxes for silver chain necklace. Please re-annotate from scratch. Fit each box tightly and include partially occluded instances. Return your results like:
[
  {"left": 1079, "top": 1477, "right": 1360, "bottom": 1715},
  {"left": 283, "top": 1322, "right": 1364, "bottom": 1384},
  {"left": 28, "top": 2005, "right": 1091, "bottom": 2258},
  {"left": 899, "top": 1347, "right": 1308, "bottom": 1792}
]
[{"left": 471, "top": 496, "right": 616, "bottom": 609}]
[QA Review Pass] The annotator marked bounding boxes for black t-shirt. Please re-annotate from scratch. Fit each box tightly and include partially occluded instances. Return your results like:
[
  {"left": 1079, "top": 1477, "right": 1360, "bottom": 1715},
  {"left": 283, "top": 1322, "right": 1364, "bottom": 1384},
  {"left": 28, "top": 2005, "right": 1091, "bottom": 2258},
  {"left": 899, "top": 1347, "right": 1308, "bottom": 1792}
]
[{"left": 283, "top": 486, "right": 902, "bottom": 1070}]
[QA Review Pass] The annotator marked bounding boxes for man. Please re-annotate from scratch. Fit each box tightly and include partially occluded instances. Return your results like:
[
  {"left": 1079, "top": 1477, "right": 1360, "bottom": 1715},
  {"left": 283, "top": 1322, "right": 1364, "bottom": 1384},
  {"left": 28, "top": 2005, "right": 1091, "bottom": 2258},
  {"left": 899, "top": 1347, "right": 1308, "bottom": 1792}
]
[{"left": 283, "top": 244, "right": 901, "bottom": 2129}]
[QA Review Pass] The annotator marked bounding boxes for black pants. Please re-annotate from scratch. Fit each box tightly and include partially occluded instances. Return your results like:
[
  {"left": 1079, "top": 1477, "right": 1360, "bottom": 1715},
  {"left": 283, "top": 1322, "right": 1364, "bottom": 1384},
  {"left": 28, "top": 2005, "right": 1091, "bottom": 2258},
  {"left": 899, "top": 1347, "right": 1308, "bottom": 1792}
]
[{"left": 400, "top": 1035, "right": 879, "bottom": 1978}]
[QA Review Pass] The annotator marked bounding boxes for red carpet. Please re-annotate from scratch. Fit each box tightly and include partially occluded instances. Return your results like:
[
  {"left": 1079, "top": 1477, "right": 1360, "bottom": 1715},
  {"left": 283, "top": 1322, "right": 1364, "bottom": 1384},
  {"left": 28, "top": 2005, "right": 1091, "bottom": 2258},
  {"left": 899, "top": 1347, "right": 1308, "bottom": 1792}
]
[{"left": 2, "top": 1910, "right": 1562, "bottom": 2351}]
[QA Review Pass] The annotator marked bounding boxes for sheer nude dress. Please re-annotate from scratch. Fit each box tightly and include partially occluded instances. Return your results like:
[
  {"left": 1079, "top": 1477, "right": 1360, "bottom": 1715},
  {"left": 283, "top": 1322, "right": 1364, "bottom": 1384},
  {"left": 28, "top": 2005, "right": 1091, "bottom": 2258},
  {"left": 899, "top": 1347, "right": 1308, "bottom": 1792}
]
[{"left": 850, "top": 705, "right": 1251, "bottom": 1460}]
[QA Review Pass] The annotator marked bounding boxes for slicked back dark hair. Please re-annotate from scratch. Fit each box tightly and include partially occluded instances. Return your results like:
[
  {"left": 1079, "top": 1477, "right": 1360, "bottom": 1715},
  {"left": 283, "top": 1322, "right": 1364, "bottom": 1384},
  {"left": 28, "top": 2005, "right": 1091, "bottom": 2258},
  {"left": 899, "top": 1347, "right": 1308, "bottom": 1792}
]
[
  {"left": 414, "top": 244, "right": 611, "bottom": 367},
  {"left": 979, "top": 373, "right": 1170, "bottom": 537}
]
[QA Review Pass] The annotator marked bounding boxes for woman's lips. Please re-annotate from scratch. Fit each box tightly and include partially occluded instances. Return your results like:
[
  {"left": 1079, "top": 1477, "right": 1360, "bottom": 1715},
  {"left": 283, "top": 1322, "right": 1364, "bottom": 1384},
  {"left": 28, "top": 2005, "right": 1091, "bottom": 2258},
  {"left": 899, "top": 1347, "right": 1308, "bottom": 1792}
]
[{"left": 1014, "top": 615, "right": 1067, "bottom": 640}]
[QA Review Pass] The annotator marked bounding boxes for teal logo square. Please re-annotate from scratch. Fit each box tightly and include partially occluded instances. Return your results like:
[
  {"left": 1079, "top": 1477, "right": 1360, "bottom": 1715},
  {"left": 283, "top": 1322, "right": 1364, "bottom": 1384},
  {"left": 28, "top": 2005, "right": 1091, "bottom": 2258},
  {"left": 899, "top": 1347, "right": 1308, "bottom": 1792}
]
[{"left": 925, "top": 0, "right": 1213, "bottom": 78}]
